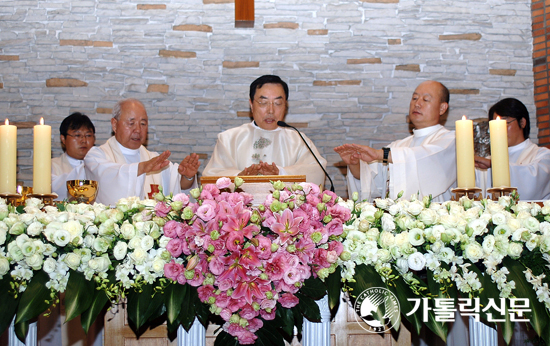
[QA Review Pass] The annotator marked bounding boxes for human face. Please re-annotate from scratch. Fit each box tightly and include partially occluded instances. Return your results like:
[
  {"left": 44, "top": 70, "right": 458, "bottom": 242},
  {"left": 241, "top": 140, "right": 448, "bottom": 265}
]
[
  {"left": 409, "top": 81, "right": 449, "bottom": 129},
  {"left": 111, "top": 101, "right": 148, "bottom": 149},
  {"left": 493, "top": 112, "right": 526, "bottom": 147},
  {"left": 249, "top": 83, "right": 287, "bottom": 131},
  {"left": 61, "top": 126, "right": 95, "bottom": 160}
]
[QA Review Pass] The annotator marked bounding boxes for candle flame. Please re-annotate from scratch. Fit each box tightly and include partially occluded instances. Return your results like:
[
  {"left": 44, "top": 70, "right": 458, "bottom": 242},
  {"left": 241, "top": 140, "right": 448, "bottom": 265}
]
[
  {"left": 496, "top": 116, "right": 501, "bottom": 120},
  {"left": 4, "top": 119, "right": 8, "bottom": 126},
  {"left": 462, "top": 115, "right": 467, "bottom": 120},
  {"left": 17, "top": 186, "right": 22, "bottom": 194},
  {"left": 40, "top": 117, "right": 44, "bottom": 125}
]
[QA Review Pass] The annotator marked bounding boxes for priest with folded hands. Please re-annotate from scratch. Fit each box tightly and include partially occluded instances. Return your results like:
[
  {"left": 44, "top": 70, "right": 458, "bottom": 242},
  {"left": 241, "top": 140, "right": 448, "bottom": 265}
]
[
  {"left": 202, "top": 75, "right": 327, "bottom": 186},
  {"left": 84, "top": 98, "right": 200, "bottom": 205}
]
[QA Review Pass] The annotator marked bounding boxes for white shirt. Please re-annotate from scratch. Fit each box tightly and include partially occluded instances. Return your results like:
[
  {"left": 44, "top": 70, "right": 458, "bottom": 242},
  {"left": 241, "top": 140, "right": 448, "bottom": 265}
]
[
  {"left": 476, "top": 139, "right": 550, "bottom": 200},
  {"left": 202, "top": 122, "right": 327, "bottom": 186},
  {"left": 84, "top": 137, "right": 196, "bottom": 206},
  {"left": 348, "top": 124, "right": 457, "bottom": 202},
  {"left": 51, "top": 152, "right": 87, "bottom": 200}
]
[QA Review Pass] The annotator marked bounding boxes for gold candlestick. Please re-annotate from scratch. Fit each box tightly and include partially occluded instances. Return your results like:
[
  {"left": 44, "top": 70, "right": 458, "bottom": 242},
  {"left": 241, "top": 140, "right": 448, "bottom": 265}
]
[
  {"left": 0, "top": 193, "right": 23, "bottom": 206},
  {"left": 486, "top": 187, "right": 517, "bottom": 201},
  {"left": 27, "top": 193, "right": 58, "bottom": 206},
  {"left": 451, "top": 187, "right": 483, "bottom": 201}
]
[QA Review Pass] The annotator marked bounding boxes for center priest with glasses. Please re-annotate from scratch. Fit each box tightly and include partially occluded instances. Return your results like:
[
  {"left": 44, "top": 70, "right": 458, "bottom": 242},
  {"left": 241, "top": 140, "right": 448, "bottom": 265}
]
[{"left": 202, "top": 75, "right": 327, "bottom": 187}]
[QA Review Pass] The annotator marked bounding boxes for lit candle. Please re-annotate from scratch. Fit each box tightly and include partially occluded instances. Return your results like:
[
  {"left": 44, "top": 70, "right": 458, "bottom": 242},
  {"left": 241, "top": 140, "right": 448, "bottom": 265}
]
[
  {"left": 33, "top": 118, "right": 51, "bottom": 194},
  {"left": 0, "top": 119, "right": 17, "bottom": 194},
  {"left": 455, "top": 116, "right": 476, "bottom": 188},
  {"left": 489, "top": 116, "right": 510, "bottom": 187}
]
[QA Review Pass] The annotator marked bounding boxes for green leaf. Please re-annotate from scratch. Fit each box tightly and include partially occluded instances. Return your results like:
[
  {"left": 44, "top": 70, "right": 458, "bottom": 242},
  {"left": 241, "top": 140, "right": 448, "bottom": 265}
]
[
  {"left": 295, "top": 292, "right": 321, "bottom": 322},
  {"left": 503, "top": 257, "right": 549, "bottom": 337},
  {"left": 387, "top": 275, "right": 422, "bottom": 335},
  {"left": 194, "top": 296, "right": 210, "bottom": 328},
  {"left": 426, "top": 269, "right": 445, "bottom": 299},
  {"left": 325, "top": 266, "right": 342, "bottom": 320},
  {"left": 127, "top": 284, "right": 154, "bottom": 333},
  {"left": 178, "top": 285, "right": 196, "bottom": 332},
  {"left": 80, "top": 287, "right": 109, "bottom": 334},
  {"left": 275, "top": 307, "right": 295, "bottom": 341},
  {"left": 424, "top": 300, "right": 448, "bottom": 343},
  {"left": 214, "top": 330, "right": 239, "bottom": 346},
  {"left": 0, "top": 275, "right": 19, "bottom": 335},
  {"left": 300, "top": 277, "right": 326, "bottom": 300},
  {"left": 165, "top": 282, "right": 186, "bottom": 333},
  {"left": 14, "top": 319, "right": 29, "bottom": 343},
  {"left": 15, "top": 270, "right": 51, "bottom": 324},
  {"left": 291, "top": 306, "right": 304, "bottom": 336},
  {"left": 346, "top": 264, "right": 385, "bottom": 301},
  {"left": 254, "top": 320, "right": 285, "bottom": 346},
  {"left": 65, "top": 270, "right": 95, "bottom": 322}
]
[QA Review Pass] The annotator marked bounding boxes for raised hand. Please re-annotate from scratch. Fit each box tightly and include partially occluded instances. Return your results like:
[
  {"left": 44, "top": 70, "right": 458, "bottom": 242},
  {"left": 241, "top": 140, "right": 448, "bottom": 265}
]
[
  {"left": 475, "top": 156, "right": 491, "bottom": 169},
  {"left": 138, "top": 150, "right": 171, "bottom": 176},
  {"left": 179, "top": 153, "right": 201, "bottom": 189},
  {"left": 348, "top": 144, "right": 384, "bottom": 164},
  {"left": 334, "top": 144, "right": 361, "bottom": 165}
]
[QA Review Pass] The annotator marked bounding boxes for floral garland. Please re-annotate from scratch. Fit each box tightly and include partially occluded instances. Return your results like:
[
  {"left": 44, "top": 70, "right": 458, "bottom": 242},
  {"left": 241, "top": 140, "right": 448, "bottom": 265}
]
[{"left": 338, "top": 192, "right": 550, "bottom": 344}]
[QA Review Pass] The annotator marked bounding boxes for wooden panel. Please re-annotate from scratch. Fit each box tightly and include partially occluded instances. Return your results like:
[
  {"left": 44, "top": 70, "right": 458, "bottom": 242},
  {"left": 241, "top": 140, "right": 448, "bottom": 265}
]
[
  {"left": 200, "top": 175, "right": 306, "bottom": 184},
  {"left": 235, "top": 0, "right": 254, "bottom": 27}
]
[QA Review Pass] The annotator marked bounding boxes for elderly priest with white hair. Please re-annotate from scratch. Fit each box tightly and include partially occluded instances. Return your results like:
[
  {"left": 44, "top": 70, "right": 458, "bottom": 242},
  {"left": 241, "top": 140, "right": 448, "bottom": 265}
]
[{"left": 84, "top": 98, "right": 200, "bottom": 205}]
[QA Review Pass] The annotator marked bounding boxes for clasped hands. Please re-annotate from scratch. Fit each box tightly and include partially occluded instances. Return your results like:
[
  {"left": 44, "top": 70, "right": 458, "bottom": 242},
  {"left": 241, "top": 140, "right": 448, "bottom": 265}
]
[
  {"left": 334, "top": 144, "right": 389, "bottom": 179},
  {"left": 238, "top": 161, "right": 279, "bottom": 176},
  {"left": 138, "top": 151, "right": 201, "bottom": 189}
]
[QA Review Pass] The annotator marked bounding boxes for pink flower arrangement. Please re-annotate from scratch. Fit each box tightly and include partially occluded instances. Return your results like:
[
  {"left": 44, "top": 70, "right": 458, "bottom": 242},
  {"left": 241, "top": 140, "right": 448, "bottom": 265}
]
[{"left": 161, "top": 180, "right": 349, "bottom": 344}]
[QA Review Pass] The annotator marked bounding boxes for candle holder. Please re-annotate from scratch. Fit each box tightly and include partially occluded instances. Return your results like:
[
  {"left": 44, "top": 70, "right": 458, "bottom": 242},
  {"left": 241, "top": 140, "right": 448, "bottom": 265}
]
[
  {"left": 486, "top": 187, "right": 517, "bottom": 201},
  {"left": 27, "top": 193, "right": 58, "bottom": 206},
  {"left": 451, "top": 187, "right": 483, "bottom": 201},
  {"left": 0, "top": 193, "right": 23, "bottom": 206}
]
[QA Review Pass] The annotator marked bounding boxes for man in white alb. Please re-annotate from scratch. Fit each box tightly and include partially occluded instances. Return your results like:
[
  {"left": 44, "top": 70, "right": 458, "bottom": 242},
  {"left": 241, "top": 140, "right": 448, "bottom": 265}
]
[
  {"left": 84, "top": 98, "right": 200, "bottom": 205},
  {"left": 202, "top": 75, "right": 327, "bottom": 186},
  {"left": 475, "top": 98, "right": 550, "bottom": 200},
  {"left": 51, "top": 112, "right": 95, "bottom": 200},
  {"left": 335, "top": 80, "right": 457, "bottom": 202}
]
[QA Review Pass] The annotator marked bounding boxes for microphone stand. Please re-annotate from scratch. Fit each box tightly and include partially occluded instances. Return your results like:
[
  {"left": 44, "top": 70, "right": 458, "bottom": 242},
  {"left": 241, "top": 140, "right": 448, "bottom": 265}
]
[{"left": 277, "top": 121, "right": 334, "bottom": 192}]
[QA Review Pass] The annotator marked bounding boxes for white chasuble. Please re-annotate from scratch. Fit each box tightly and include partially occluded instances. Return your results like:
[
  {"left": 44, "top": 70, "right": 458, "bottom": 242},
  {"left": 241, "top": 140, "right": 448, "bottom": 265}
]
[
  {"left": 202, "top": 122, "right": 327, "bottom": 186},
  {"left": 51, "top": 152, "right": 87, "bottom": 200},
  {"left": 84, "top": 137, "right": 190, "bottom": 206},
  {"left": 347, "top": 124, "right": 457, "bottom": 202},
  {"left": 476, "top": 139, "right": 550, "bottom": 200}
]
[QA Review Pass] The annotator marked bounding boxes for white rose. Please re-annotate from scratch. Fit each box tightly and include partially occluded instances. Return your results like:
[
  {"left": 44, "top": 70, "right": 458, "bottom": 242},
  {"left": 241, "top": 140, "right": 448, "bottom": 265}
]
[
  {"left": 407, "top": 252, "right": 426, "bottom": 271},
  {"left": 88, "top": 255, "right": 110, "bottom": 272},
  {"left": 53, "top": 229, "right": 71, "bottom": 247},
  {"left": 409, "top": 228, "right": 425, "bottom": 247},
  {"left": 396, "top": 258, "right": 409, "bottom": 273},
  {"left": 507, "top": 218, "right": 522, "bottom": 232},
  {"left": 374, "top": 198, "right": 389, "bottom": 210},
  {"left": 468, "top": 219, "right": 488, "bottom": 237},
  {"left": 130, "top": 248, "right": 147, "bottom": 264},
  {"left": 55, "top": 212, "right": 69, "bottom": 223},
  {"left": 407, "top": 201, "right": 424, "bottom": 216},
  {"left": 419, "top": 209, "right": 438, "bottom": 226},
  {"left": 8, "top": 242, "right": 24, "bottom": 261},
  {"left": 19, "top": 213, "right": 36, "bottom": 225},
  {"left": 143, "top": 221, "right": 160, "bottom": 236},
  {"left": 542, "top": 205, "right": 550, "bottom": 215},
  {"left": 507, "top": 242, "right": 523, "bottom": 258},
  {"left": 511, "top": 228, "right": 530, "bottom": 242},
  {"left": 86, "top": 224, "right": 99, "bottom": 235},
  {"left": 376, "top": 249, "right": 392, "bottom": 263},
  {"left": 152, "top": 258, "right": 165, "bottom": 274},
  {"left": 440, "top": 214, "right": 459, "bottom": 229},
  {"left": 158, "top": 235, "right": 171, "bottom": 248},
  {"left": 93, "top": 237, "right": 110, "bottom": 253},
  {"left": 0, "top": 257, "right": 9, "bottom": 275},
  {"left": 530, "top": 203, "right": 542, "bottom": 216},
  {"left": 486, "top": 202, "right": 504, "bottom": 214},
  {"left": 526, "top": 235, "right": 539, "bottom": 251},
  {"left": 438, "top": 247, "right": 455, "bottom": 263},
  {"left": 378, "top": 231, "right": 395, "bottom": 249},
  {"left": 26, "top": 222, "right": 43, "bottom": 236},
  {"left": 513, "top": 201, "right": 532, "bottom": 213},
  {"left": 464, "top": 242, "right": 484, "bottom": 262},
  {"left": 64, "top": 252, "right": 82, "bottom": 270},
  {"left": 482, "top": 235, "right": 495, "bottom": 254},
  {"left": 0, "top": 227, "right": 6, "bottom": 245},
  {"left": 25, "top": 253, "right": 43, "bottom": 270},
  {"left": 395, "top": 232, "right": 409, "bottom": 247},
  {"left": 491, "top": 213, "right": 507, "bottom": 226},
  {"left": 522, "top": 217, "right": 540, "bottom": 233},
  {"left": 0, "top": 205, "right": 8, "bottom": 220},
  {"left": 365, "top": 228, "right": 380, "bottom": 242},
  {"left": 43, "top": 257, "right": 57, "bottom": 273},
  {"left": 63, "top": 220, "right": 83, "bottom": 240},
  {"left": 120, "top": 222, "right": 136, "bottom": 240},
  {"left": 381, "top": 214, "right": 395, "bottom": 232},
  {"left": 541, "top": 221, "right": 550, "bottom": 236},
  {"left": 113, "top": 242, "right": 128, "bottom": 261},
  {"left": 128, "top": 236, "right": 142, "bottom": 250},
  {"left": 388, "top": 204, "right": 401, "bottom": 216},
  {"left": 493, "top": 225, "right": 512, "bottom": 238}
]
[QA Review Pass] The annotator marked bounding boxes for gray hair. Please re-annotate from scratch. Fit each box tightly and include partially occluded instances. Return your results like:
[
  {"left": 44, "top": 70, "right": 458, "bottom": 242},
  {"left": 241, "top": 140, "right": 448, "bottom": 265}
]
[{"left": 112, "top": 98, "right": 145, "bottom": 120}]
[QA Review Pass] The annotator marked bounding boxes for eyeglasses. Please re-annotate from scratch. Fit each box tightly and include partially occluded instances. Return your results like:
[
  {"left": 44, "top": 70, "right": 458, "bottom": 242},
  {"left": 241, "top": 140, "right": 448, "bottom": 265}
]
[
  {"left": 254, "top": 99, "right": 285, "bottom": 108},
  {"left": 505, "top": 118, "right": 517, "bottom": 125},
  {"left": 66, "top": 134, "right": 94, "bottom": 140}
]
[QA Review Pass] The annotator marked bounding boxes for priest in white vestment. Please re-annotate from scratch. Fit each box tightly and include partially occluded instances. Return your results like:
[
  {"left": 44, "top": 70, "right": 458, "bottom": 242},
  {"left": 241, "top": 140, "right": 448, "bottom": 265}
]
[
  {"left": 202, "top": 75, "right": 327, "bottom": 186},
  {"left": 475, "top": 98, "right": 550, "bottom": 200},
  {"left": 335, "top": 80, "right": 457, "bottom": 202},
  {"left": 84, "top": 99, "right": 200, "bottom": 206},
  {"left": 51, "top": 112, "right": 95, "bottom": 200}
]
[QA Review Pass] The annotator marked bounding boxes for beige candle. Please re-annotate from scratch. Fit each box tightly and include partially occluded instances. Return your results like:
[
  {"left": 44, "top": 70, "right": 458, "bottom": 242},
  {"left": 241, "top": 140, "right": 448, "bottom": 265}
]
[
  {"left": 33, "top": 118, "right": 52, "bottom": 194},
  {"left": 489, "top": 116, "right": 510, "bottom": 187},
  {"left": 455, "top": 116, "right": 476, "bottom": 188},
  {"left": 0, "top": 119, "right": 17, "bottom": 194}
]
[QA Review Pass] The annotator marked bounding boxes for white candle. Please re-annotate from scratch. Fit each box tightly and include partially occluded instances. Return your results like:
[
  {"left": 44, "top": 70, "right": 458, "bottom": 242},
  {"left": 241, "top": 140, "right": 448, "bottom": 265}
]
[
  {"left": 455, "top": 116, "right": 476, "bottom": 188},
  {"left": 0, "top": 119, "right": 17, "bottom": 194},
  {"left": 489, "top": 116, "right": 510, "bottom": 188},
  {"left": 33, "top": 118, "right": 51, "bottom": 194}
]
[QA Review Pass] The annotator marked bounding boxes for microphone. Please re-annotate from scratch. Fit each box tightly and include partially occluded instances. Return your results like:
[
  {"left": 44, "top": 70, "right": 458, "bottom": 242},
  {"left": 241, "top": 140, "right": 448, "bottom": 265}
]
[{"left": 277, "top": 121, "right": 334, "bottom": 192}]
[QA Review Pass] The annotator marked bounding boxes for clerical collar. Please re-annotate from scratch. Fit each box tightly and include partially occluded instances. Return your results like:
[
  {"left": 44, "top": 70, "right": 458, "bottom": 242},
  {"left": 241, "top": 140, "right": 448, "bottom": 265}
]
[
  {"left": 66, "top": 154, "right": 83, "bottom": 168},
  {"left": 251, "top": 121, "right": 282, "bottom": 132},
  {"left": 509, "top": 139, "right": 530, "bottom": 154},
  {"left": 412, "top": 124, "right": 441, "bottom": 137},
  {"left": 116, "top": 139, "right": 140, "bottom": 156}
]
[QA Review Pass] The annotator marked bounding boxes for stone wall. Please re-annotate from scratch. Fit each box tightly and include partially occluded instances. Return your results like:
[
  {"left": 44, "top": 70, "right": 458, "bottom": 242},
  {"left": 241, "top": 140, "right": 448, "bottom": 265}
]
[{"left": 0, "top": 0, "right": 534, "bottom": 197}]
